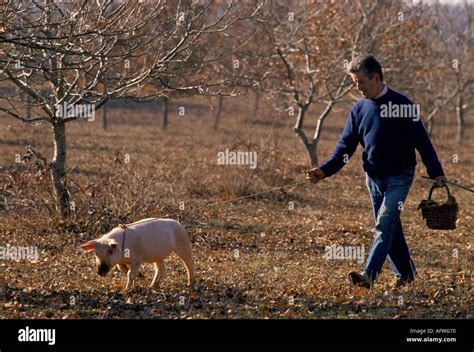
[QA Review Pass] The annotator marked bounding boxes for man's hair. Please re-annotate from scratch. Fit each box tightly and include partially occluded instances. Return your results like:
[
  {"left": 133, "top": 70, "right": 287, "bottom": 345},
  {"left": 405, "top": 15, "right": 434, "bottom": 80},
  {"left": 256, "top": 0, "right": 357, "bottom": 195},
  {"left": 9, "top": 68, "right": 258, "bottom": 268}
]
[{"left": 347, "top": 54, "right": 383, "bottom": 81}]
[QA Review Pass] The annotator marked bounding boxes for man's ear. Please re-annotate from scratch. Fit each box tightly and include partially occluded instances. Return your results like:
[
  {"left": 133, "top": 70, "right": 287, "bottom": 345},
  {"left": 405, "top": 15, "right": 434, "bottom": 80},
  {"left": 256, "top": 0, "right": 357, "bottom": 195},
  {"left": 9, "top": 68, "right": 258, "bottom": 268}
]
[
  {"left": 81, "top": 240, "right": 98, "bottom": 252},
  {"left": 108, "top": 239, "right": 119, "bottom": 250},
  {"left": 374, "top": 73, "right": 382, "bottom": 83}
]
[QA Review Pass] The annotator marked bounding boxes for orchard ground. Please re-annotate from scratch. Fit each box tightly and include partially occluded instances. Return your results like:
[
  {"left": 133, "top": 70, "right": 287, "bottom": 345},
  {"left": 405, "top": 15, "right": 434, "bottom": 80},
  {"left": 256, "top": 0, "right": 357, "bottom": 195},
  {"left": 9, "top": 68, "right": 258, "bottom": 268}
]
[{"left": 0, "top": 93, "right": 472, "bottom": 319}]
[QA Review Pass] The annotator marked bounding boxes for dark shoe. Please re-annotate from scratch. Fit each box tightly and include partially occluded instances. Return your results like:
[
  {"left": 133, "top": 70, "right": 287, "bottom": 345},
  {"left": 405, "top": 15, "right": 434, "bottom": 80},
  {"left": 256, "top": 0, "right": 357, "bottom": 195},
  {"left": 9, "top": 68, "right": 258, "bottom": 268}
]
[
  {"left": 349, "top": 271, "right": 372, "bottom": 289},
  {"left": 394, "top": 276, "right": 414, "bottom": 288}
]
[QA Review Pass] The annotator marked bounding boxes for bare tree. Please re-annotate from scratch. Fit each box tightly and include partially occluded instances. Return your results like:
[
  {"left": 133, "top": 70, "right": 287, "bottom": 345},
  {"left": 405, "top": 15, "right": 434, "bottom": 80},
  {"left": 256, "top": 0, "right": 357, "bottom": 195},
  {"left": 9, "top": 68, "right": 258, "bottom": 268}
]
[
  {"left": 261, "top": 1, "right": 423, "bottom": 166},
  {"left": 422, "top": 1, "right": 473, "bottom": 141},
  {"left": 0, "top": 0, "right": 269, "bottom": 218},
  {"left": 212, "top": 95, "right": 224, "bottom": 130},
  {"left": 146, "top": 1, "right": 271, "bottom": 130}
]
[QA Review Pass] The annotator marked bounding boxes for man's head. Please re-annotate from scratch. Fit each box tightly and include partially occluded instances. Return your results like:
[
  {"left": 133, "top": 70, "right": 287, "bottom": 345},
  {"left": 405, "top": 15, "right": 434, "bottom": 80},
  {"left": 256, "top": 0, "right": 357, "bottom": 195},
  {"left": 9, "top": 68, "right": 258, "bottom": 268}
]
[{"left": 348, "top": 54, "right": 384, "bottom": 99}]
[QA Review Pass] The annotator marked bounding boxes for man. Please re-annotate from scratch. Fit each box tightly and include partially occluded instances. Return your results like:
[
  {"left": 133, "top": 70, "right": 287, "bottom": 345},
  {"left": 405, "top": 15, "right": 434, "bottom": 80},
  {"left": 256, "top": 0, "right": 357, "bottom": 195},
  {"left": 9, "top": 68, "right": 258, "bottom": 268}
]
[{"left": 306, "top": 54, "right": 447, "bottom": 289}]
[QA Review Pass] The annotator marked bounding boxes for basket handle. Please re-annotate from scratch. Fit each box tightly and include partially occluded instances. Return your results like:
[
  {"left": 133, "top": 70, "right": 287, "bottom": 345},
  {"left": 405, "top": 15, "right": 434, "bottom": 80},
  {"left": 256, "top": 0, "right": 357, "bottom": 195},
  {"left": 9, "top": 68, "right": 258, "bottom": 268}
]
[{"left": 428, "top": 183, "right": 452, "bottom": 201}]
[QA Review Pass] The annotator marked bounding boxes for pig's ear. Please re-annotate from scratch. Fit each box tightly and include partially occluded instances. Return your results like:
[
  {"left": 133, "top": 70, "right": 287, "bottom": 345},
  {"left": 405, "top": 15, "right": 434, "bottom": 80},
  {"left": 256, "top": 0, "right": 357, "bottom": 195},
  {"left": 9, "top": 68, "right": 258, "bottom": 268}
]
[
  {"left": 108, "top": 239, "right": 119, "bottom": 249},
  {"left": 81, "top": 240, "right": 98, "bottom": 252}
]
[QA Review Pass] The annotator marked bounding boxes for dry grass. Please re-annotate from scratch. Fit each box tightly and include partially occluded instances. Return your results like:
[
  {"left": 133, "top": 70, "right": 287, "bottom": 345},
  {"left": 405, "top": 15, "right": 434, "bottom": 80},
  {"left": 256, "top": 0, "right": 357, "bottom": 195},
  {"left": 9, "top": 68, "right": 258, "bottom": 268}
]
[{"left": 0, "top": 94, "right": 472, "bottom": 319}]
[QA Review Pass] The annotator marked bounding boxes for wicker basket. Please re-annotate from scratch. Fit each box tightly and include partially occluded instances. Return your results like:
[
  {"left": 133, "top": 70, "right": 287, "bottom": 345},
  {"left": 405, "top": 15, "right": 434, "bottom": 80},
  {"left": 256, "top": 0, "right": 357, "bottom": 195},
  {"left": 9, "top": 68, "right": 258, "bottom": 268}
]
[{"left": 417, "top": 184, "right": 458, "bottom": 230}]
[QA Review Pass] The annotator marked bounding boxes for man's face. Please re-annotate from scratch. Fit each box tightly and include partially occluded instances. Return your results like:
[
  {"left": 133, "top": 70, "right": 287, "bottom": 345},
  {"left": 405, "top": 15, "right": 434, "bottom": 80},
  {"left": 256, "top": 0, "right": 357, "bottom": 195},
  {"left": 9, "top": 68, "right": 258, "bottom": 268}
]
[{"left": 350, "top": 72, "right": 382, "bottom": 99}]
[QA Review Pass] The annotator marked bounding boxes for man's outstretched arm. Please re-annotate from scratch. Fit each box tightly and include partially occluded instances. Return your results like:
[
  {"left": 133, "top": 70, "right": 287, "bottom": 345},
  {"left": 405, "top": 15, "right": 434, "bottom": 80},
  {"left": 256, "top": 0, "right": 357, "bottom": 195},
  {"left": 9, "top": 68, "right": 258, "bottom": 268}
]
[{"left": 306, "top": 108, "right": 359, "bottom": 183}]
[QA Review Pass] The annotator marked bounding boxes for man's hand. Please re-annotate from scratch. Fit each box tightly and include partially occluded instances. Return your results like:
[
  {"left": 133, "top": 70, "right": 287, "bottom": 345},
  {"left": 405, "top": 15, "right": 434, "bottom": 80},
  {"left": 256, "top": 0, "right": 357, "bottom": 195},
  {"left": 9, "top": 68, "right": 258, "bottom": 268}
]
[
  {"left": 435, "top": 175, "right": 447, "bottom": 187},
  {"left": 305, "top": 167, "right": 325, "bottom": 184}
]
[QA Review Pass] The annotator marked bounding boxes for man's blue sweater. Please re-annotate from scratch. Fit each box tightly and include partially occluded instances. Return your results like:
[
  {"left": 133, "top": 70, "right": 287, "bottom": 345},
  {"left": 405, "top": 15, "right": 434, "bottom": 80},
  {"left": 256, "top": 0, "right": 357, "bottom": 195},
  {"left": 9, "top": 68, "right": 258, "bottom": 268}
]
[{"left": 319, "top": 87, "right": 444, "bottom": 179}]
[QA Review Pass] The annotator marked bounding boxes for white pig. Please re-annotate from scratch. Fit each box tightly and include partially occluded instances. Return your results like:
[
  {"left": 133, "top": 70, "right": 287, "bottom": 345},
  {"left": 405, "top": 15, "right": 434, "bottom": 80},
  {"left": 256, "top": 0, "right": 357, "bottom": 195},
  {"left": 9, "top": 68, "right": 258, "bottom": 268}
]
[{"left": 81, "top": 218, "right": 195, "bottom": 289}]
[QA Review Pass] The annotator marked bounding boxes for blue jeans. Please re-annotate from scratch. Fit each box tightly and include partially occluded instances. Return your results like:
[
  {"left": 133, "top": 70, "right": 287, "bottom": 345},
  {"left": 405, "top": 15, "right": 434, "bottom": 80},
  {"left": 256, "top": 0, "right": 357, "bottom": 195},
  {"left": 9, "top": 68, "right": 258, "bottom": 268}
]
[{"left": 364, "top": 166, "right": 417, "bottom": 282}]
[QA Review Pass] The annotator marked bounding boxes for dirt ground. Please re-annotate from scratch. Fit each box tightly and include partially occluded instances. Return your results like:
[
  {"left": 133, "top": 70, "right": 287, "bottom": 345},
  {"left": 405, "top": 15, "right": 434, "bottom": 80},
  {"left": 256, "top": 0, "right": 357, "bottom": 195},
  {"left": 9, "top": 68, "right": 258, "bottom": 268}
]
[{"left": 0, "top": 93, "right": 472, "bottom": 319}]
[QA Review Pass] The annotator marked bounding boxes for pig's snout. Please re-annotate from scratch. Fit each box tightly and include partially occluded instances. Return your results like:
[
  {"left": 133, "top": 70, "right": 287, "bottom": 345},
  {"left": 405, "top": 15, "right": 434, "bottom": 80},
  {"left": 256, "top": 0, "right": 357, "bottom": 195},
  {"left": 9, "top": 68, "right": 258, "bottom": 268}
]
[{"left": 97, "top": 262, "right": 110, "bottom": 276}]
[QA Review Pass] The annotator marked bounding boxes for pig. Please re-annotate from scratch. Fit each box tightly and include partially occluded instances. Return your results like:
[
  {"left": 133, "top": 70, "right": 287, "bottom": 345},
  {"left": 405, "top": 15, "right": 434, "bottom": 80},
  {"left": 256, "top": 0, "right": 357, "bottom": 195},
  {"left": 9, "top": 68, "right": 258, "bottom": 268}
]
[{"left": 81, "top": 218, "right": 195, "bottom": 290}]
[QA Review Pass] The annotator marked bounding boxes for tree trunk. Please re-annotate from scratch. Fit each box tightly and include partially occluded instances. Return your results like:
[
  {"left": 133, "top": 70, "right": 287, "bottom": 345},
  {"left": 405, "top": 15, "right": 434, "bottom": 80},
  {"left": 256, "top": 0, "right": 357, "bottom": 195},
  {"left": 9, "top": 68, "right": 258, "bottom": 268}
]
[
  {"left": 254, "top": 89, "right": 260, "bottom": 117},
  {"left": 213, "top": 95, "right": 224, "bottom": 130},
  {"left": 293, "top": 106, "right": 318, "bottom": 167},
  {"left": 456, "top": 95, "right": 464, "bottom": 143},
  {"left": 307, "top": 101, "right": 333, "bottom": 167},
  {"left": 25, "top": 76, "right": 31, "bottom": 119},
  {"left": 50, "top": 121, "right": 70, "bottom": 218},
  {"left": 26, "top": 102, "right": 31, "bottom": 120},
  {"left": 426, "top": 117, "right": 434, "bottom": 137},
  {"left": 102, "top": 106, "right": 107, "bottom": 130},
  {"left": 306, "top": 142, "right": 318, "bottom": 166},
  {"left": 162, "top": 97, "right": 169, "bottom": 129},
  {"left": 293, "top": 135, "right": 318, "bottom": 166}
]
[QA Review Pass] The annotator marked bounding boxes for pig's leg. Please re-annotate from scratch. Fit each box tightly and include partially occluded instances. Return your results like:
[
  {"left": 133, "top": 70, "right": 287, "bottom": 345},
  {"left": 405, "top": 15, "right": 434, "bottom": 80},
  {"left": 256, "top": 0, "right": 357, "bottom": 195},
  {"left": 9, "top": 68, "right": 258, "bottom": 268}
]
[
  {"left": 117, "top": 264, "right": 129, "bottom": 275},
  {"left": 176, "top": 251, "right": 195, "bottom": 287},
  {"left": 117, "top": 264, "right": 145, "bottom": 278},
  {"left": 120, "top": 264, "right": 144, "bottom": 278},
  {"left": 118, "top": 264, "right": 142, "bottom": 279},
  {"left": 150, "top": 261, "right": 165, "bottom": 288},
  {"left": 174, "top": 228, "right": 195, "bottom": 287},
  {"left": 125, "top": 263, "right": 140, "bottom": 290},
  {"left": 183, "top": 257, "right": 195, "bottom": 287}
]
